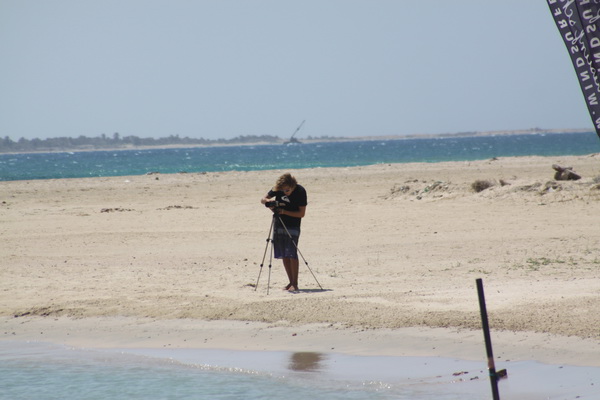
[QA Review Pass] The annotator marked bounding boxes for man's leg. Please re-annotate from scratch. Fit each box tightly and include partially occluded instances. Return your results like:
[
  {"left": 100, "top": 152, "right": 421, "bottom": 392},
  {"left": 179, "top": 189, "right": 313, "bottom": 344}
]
[
  {"left": 289, "top": 258, "right": 299, "bottom": 290},
  {"left": 282, "top": 258, "right": 293, "bottom": 288}
]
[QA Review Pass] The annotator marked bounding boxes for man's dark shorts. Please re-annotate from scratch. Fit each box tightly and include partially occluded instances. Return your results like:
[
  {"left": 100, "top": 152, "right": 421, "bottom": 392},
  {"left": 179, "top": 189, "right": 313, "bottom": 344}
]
[{"left": 273, "top": 226, "right": 300, "bottom": 259}]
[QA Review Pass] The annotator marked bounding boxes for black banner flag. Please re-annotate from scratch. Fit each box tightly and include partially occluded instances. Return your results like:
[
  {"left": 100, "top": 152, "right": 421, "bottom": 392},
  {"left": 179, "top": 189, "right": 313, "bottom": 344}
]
[{"left": 547, "top": 0, "right": 600, "bottom": 138}]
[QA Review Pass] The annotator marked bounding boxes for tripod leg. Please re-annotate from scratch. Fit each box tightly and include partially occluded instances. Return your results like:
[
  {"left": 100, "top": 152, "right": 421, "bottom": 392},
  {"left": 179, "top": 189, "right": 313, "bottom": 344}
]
[
  {"left": 267, "top": 239, "right": 273, "bottom": 295},
  {"left": 276, "top": 215, "right": 323, "bottom": 290},
  {"left": 295, "top": 248, "right": 323, "bottom": 290},
  {"left": 255, "top": 216, "right": 275, "bottom": 291}
]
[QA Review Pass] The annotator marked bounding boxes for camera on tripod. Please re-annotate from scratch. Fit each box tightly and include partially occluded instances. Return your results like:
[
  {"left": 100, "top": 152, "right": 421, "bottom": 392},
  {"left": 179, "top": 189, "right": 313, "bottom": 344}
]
[{"left": 264, "top": 201, "right": 285, "bottom": 209}]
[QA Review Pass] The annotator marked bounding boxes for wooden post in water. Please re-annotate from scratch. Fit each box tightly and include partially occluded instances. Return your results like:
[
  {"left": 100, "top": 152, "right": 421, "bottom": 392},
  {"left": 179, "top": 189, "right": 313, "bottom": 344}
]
[{"left": 476, "top": 278, "right": 500, "bottom": 400}]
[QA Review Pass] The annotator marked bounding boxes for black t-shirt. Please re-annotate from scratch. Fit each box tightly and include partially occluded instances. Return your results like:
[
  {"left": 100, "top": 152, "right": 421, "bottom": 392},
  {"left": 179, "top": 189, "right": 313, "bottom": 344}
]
[{"left": 268, "top": 184, "right": 307, "bottom": 228}]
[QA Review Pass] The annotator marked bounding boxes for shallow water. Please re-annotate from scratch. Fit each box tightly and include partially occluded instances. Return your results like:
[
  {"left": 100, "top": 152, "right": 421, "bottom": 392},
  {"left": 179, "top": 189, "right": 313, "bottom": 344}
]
[{"left": 1, "top": 341, "right": 598, "bottom": 399}]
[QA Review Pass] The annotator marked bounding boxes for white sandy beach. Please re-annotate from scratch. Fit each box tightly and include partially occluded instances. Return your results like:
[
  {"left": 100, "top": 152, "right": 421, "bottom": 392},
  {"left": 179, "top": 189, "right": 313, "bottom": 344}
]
[{"left": 2, "top": 154, "right": 600, "bottom": 368}]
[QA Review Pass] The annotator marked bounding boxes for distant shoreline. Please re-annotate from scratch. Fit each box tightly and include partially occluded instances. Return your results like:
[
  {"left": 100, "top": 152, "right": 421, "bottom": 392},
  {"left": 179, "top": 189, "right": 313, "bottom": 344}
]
[
  {"left": 303, "top": 128, "right": 593, "bottom": 142},
  {"left": 0, "top": 128, "right": 593, "bottom": 155}
]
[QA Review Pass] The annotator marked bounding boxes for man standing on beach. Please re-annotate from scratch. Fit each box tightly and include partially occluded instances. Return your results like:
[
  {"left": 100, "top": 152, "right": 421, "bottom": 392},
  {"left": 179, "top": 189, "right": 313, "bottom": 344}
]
[{"left": 260, "top": 173, "right": 307, "bottom": 292}]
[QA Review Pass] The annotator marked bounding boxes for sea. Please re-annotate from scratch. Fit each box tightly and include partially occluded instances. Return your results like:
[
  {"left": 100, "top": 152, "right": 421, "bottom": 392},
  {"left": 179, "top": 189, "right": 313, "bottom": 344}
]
[
  {"left": 2, "top": 131, "right": 600, "bottom": 399},
  {"left": 1, "top": 131, "right": 599, "bottom": 181}
]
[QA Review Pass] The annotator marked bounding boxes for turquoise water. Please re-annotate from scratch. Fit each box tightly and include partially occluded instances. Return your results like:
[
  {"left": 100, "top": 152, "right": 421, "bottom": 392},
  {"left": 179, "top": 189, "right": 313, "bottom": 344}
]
[
  {"left": 1, "top": 132, "right": 599, "bottom": 181},
  {"left": 1, "top": 342, "right": 599, "bottom": 399},
  {"left": 0, "top": 342, "right": 485, "bottom": 400}
]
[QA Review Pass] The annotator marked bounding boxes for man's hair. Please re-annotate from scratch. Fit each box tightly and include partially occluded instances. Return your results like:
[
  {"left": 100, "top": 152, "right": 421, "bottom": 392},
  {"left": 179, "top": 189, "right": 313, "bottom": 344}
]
[{"left": 275, "top": 173, "right": 298, "bottom": 190}]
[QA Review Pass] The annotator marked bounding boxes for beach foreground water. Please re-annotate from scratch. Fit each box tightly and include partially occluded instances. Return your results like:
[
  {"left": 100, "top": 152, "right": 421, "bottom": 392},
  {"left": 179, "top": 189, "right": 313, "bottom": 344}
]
[
  {"left": 1, "top": 341, "right": 599, "bottom": 399},
  {"left": 2, "top": 154, "right": 600, "bottom": 398}
]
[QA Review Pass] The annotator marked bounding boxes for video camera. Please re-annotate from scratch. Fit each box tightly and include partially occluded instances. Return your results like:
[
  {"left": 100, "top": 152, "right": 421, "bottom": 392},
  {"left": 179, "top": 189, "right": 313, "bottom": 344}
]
[{"left": 264, "top": 201, "right": 286, "bottom": 208}]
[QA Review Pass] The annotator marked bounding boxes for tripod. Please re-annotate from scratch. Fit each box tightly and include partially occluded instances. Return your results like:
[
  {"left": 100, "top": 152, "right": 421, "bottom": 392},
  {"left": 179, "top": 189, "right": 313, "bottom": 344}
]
[{"left": 255, "top": 212, "right": 323, "bottom": 294}]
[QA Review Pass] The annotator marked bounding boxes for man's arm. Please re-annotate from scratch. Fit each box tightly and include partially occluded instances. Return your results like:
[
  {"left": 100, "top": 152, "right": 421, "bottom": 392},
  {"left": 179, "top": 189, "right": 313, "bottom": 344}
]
[
  {"left": 279, "top": 205, "right": 306, "bottom": 218},
  {"left": 260, "top": 190, "right": 275, "bottom": 205}
]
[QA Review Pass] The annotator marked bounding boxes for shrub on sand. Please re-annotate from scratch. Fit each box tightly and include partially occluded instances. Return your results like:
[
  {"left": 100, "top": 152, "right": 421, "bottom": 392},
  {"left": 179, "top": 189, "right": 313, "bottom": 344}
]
[{"left": 471, "top": 179, "right": 494, "bottom": 193}]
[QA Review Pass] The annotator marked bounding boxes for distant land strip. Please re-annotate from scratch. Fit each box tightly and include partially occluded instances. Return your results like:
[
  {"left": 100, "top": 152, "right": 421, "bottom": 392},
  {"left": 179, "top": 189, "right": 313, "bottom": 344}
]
[{"left": 0, "top": 128, "right": 592, "bottom": 154}]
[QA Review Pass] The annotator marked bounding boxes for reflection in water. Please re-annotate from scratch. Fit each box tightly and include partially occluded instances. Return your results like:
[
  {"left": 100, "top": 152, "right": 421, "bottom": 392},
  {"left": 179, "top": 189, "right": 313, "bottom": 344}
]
[{"left": 288, "top": 352, "right": 325, "bottom": 372}]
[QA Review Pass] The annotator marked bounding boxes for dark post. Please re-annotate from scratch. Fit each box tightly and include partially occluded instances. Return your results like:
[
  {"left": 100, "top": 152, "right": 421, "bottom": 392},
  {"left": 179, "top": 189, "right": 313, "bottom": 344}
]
[{"left": 476, "top": 278, "right": 500, "bottom": 400}]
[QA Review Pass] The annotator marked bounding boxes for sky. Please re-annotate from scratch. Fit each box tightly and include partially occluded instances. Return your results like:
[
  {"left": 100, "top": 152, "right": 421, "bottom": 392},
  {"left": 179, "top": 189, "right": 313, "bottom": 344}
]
[{"left": 0, "top": 0, "right": 594, "bottom": 140}]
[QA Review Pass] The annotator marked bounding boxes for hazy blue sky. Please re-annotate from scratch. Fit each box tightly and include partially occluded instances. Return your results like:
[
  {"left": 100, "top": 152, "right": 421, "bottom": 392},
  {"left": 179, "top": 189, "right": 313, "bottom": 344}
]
[{"left": 0, "top": 1, "right": 593, "bottom": 140}]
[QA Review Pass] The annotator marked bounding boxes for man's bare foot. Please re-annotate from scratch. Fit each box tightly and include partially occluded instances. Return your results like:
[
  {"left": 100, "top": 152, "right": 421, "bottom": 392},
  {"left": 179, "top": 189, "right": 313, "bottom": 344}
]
[
  {"left": 283, "top": 283, "right": 292, "bottom": 290},
  {"left": 287, "top": 285, "right": 299, "bottom": 292}
]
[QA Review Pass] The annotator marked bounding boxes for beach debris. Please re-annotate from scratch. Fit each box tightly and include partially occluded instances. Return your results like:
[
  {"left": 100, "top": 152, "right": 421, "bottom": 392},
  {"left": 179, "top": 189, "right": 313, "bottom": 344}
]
[
  {"left": 471, "top": 179, "right": 494, "bottom": 193},
  {"left": 14, "top": 307, "right": 64, "bottom": 317},
  {"left": 422, "top": 181, "right": 445, "bottom": 193},
  {"left": 383, "top": 179, "right": 452, "bottom": 200},
  {"left": 100, "top": 207, "right": 134, "bottom": 213},
  {"left": 13, "top": 311, "right": 31, "bottom": 318},
  {"left": 450, "top": 371, "right": 484, "bottom": 381},
  {"left": 426, "top": 181, "right": 442, "bottom": 191},
  {"left": 542, "top": 181, "right": 562, "bottom": 194},
  {"left": 158, "top": 205, "right": 196, "bottom": 210},
  {"left": 389, "top": 184, "right": 411, "bottom": 196},
  {"left": 414, "top": 181, "right": 450, "bottom": 199},
  {"left": 519, "top": 182, "right": 542, "bottom": 192},
  {"left": 552, "top": 164, "right": 582, "bottom": 181}
]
